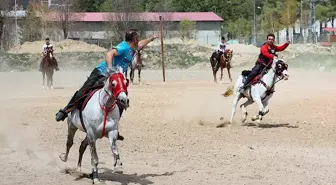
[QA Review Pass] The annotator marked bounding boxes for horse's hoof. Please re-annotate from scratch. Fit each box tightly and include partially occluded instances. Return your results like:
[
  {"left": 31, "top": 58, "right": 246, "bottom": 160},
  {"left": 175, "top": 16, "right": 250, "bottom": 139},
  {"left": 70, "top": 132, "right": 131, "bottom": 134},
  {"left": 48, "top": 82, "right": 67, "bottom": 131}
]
[
  {"left": 59, "top": 153, "right": 67, "bottom": 162},
  {"left": 241, "top": 117, "right": 247, "bottom": 123},
  {"left": 93, "top": 178, "right": 101, "bottom": 184},
  {"left": 113, "top": 166, "right": 123, "bottom": 174},
  {"left": 76, "top": 166, "right": 82, "bottom": 172}
]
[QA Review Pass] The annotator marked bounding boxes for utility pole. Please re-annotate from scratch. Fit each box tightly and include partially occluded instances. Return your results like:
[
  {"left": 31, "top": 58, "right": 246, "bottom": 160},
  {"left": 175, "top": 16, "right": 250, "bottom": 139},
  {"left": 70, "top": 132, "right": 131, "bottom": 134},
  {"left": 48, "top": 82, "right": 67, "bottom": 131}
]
[
  {"left": 15, "top": 0, "right": 18, "bottom": 45},
  {"left": 253, "top": 0, "right": 256, "bottom": 45},
  {"left": 307, "top": 0, "right": 328, "bottom": 43},
  {"left": 300, "top": 0, "right": 303, "bottom": 43}
]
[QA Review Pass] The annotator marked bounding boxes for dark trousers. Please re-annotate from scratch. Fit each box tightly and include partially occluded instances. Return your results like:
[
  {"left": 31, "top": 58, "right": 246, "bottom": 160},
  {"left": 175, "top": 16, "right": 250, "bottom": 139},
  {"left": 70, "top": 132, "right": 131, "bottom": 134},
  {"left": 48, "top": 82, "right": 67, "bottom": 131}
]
[
  {"left": 64, "top": 68, "right": 105, "bottom": 112},
  {"left": 216, "top": 51, "right": 224, "bottom": 62},
  {"left": 243, "top": 63, "right": 265, "bottom": 87}
]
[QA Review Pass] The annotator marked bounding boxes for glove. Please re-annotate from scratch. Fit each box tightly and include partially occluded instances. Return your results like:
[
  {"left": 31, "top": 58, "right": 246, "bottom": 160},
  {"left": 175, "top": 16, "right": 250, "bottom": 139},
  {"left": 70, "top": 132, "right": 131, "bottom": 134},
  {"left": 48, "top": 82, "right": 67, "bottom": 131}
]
[{"left": 107, "top": 68, "right": 117, "bottom": 76}]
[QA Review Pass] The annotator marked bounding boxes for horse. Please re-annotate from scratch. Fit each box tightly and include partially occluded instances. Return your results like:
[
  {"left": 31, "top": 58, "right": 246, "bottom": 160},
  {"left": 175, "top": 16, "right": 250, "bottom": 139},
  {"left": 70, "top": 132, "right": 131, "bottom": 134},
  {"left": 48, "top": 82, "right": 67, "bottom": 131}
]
[
  {"left": 222, "top": 58, "right": 289, "bottom": 125},
  {"left": 42, "top": 47, "right": 56, "bottom": 89},
  {"left": 210, "top": 49, "right": 233, "bottom": 84},
  {"left": 58, "top": 68, "right": 130, "bottom": 184},
  {"left": 127, "top": 49, "right": 143, "bottom": 85}
]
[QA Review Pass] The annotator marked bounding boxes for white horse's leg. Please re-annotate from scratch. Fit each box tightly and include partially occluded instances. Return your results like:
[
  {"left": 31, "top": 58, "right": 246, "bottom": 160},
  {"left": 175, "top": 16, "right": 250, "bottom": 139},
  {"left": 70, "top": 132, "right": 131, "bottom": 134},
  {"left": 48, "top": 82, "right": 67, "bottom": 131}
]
[
  {"left": 108, "top": 130, "right": 123, "bottom": 174},
  {"left": 59, "top": 120, "right": 77, "bottom": 162},
  {"left": 88, "top": 135, "right": 100, "bottom": 184},
  {"left": 229, "top": 93, "right": 242, "bottom": 124},
  {"left": 59, "top": 119, "right": 78, "bottom": 162},
  {"left": 261, "top": 95, "right": 272, "bottom": 116},
  {"left": 251, "top": 94, "right": 265, "bottom": 123},
  {"left": 240, "top": 99, "right": 254, "bottom": 123},
  {"left": 77, "top": 136, "right": 89, "bottom": 171}
]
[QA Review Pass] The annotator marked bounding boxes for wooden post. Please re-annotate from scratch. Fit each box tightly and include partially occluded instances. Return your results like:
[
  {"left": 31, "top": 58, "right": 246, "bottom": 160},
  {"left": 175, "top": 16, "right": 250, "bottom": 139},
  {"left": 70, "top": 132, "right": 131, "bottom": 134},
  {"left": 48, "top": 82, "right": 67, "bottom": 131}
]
[{"left": 159, "top": 15, "right": 166, "bottom": 82}]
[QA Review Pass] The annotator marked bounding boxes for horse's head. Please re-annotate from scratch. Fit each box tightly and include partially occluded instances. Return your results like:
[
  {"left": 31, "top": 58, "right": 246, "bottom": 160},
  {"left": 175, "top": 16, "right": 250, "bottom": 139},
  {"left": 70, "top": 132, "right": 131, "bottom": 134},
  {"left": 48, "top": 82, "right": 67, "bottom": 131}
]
[
  {"left": 46, "top": 47, "right": 54, "bottom": 59},
  {"left": 225, "top": 49, "right": 233, "bottom": 61},
  {"left": 272, "top": 58, "right": 289, "bottom": 80},
  {"left": 107, "top": 68, "right": 130, "bottom": 109}
]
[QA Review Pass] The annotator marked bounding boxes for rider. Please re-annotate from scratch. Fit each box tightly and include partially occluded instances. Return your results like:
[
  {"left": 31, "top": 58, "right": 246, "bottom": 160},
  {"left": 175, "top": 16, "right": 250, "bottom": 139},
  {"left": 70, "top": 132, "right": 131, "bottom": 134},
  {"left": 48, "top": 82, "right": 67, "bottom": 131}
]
[
  {"left": 55, "top": 29, "right": 158, "bottom": 137},
  {"left": 39, "top": 38, "right": 60, "bottom": 71},
  {"left": 239, "top": 33, "right": 290, "bottom": 94},
  {"left": 215, "top": 36, "right": 229, "bottom": 62}
]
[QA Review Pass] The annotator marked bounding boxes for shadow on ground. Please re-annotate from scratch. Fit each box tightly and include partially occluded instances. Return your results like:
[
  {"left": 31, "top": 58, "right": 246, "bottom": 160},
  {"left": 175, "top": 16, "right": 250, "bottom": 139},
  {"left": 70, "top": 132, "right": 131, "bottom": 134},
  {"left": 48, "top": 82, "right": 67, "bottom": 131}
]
[{"left": 62, "top": 167, "right": 177, "bottom": 185}]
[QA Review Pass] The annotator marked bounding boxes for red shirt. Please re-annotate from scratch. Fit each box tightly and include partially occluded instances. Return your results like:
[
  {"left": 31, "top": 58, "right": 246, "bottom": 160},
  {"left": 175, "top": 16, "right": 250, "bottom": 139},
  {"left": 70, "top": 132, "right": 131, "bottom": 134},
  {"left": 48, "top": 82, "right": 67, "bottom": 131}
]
[{"left": 257, "top": 42, "right": 289, "bottom": 65}]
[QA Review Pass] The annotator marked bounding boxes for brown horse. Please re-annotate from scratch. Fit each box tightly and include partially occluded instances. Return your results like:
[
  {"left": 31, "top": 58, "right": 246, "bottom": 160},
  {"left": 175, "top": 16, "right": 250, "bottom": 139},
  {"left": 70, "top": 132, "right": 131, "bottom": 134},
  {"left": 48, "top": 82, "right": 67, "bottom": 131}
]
[
  {"left": 127, "top": 49, "right": 143, "bottom": 85},
  {"left": 42, "top": 47, "right": 56, "bottom": 89},
  {"left": 210, "top": 49, "right": 233, "bottom": 83}
]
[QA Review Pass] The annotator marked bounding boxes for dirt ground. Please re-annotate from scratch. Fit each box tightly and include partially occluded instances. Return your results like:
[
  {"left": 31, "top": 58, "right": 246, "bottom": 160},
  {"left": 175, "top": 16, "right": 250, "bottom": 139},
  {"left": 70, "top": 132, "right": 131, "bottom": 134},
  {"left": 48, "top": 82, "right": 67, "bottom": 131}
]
[{"left": 0, "top": 67, "right": 336, "bottom": 185}]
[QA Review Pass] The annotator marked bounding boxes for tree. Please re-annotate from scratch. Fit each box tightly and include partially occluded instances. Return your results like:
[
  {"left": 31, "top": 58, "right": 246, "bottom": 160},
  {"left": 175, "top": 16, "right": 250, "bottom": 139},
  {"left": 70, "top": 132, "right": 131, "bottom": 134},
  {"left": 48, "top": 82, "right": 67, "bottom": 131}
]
[
  {"left": 226, "top": 18, "right": 252, "bottom": 42},
  {"left": 23, "top": 0, "right": 50, "bottom": 41},
  {"left": 0, "top": 0, "right": 12, "bottom": 51},
  {"left": 178, "top": 19, "right": 196, "bottom": 40},
  {"left": 316, "top": 3, "right": 330, "bottom": 34},
  {"left": 101, "top": 0, "right": 148, "bottom": 43},
  {"left": 280, "top": 0, "right": 297, "bottom": 40},
  {"left": 76, "top": 0, "right": 105, "bottom": 12},
  {"left": 261, "top": 1, "right": 283, "bottom": 39},
  {"left": 54, "top": 0, "right": 81, "bottom": 39}
]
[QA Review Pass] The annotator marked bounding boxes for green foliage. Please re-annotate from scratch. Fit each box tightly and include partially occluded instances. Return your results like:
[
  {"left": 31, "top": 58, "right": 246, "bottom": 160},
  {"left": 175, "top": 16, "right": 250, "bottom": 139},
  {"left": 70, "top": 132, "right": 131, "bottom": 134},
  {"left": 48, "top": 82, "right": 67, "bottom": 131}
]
[
  {"left": 316, "top": 4, "right": 330, "bottom": 23},
  {"left": 72, "top": 0, "right": 336, "bottom": 40},
  {"left": 227, "top": 18, "right": 252, "bottom": 40},
  {"left": 178, "top": 20, "right": 197, "bottom": 40},
  {"left": 261, "top": 1, "right": 283, "bottom": 34}
]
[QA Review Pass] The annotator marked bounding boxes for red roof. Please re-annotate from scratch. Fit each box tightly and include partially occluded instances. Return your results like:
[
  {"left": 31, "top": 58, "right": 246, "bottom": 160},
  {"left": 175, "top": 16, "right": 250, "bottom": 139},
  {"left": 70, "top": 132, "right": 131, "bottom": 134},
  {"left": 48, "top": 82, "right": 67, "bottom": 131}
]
[
  {"left": 47, "top": 12, "right": 223, "bottom": 22},
  {"left": 323, "top": 27, "right": 336, "bottom": 32}
]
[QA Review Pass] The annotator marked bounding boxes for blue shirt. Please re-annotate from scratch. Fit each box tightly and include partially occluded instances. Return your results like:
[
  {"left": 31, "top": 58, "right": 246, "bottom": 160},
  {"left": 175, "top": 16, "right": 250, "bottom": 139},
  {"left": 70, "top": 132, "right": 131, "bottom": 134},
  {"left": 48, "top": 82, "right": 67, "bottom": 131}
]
[{"left": 95, "top": 41, "right": 135, "bottom": 76}]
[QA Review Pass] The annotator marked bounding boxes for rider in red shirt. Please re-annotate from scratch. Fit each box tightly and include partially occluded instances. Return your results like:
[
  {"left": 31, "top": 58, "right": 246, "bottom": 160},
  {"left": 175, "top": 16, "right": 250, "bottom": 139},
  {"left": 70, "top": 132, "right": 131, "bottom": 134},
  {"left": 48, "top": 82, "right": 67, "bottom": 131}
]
[{"left": 239, "top": 33, "right": 290, "bottom": 94}]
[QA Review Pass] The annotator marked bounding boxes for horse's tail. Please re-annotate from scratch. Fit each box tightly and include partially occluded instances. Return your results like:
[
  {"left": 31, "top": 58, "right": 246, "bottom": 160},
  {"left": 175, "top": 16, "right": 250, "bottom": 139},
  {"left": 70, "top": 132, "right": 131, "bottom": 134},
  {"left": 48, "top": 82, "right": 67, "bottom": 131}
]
[
  {"left": 222, "top": 83, "right": 234, "bottom": 97},
  {"left": 210, "top": 52, "right": 217, "bottom": 69},
  {"left": 222, "top": 74, "right": 242, "bottom": 97}
]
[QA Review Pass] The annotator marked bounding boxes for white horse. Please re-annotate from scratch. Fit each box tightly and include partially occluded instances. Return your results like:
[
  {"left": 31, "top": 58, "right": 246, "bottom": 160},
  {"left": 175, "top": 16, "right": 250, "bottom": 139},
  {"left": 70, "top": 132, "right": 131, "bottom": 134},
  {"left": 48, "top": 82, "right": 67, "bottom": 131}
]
[
  {"left": 59, "top": 68, "right": 130, "bottom": 184},
  {"left": 126, "top": 49, "right": 143, "bottom": 85},
  {"left": 223, "top": 58, "right": 289, "bottom": 124}
]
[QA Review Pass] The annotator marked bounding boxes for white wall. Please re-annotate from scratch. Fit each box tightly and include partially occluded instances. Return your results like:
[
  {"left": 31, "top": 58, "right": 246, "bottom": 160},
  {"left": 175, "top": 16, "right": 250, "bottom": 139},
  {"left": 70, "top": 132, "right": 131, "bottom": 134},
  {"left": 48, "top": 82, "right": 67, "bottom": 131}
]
[{"left": 276, "top": 19, "right": 336, "bottom": 44}]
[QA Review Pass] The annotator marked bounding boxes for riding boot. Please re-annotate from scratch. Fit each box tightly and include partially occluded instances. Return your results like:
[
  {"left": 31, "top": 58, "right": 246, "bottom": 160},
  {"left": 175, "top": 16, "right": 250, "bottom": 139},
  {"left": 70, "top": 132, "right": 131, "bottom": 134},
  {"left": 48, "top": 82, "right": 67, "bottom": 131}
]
[
  {"left": 55, "top": 91, "right": 80, "bottom": 122},
  {"left": 239, "top": 63, "right": 264, "bottom": 94}
]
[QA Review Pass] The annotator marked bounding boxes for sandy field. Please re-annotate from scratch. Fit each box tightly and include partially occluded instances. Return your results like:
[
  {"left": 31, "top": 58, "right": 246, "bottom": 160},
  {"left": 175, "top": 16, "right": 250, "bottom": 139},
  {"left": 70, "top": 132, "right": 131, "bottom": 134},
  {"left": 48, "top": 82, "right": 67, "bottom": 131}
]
[{"left": 0, "top": 67, "right": 336, "bottom": 185}]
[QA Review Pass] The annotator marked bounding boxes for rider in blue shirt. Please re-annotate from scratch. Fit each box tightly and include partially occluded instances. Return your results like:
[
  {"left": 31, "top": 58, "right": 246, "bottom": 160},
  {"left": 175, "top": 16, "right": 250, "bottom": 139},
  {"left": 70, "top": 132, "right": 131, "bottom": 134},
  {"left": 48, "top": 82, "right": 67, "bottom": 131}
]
[{"left": 55, "top": 29, "right": 158, "bottom": 126}]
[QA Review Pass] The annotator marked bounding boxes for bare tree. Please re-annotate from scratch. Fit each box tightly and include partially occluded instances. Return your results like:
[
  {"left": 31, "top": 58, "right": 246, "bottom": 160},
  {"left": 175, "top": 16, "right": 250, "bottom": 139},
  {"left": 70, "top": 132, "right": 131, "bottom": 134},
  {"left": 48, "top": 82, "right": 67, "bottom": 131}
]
[
  {"left": 102, "top": 0, "right": 148, "bottom": 43},
  {"left": 0, "top": 0, "right": 12, "bottom": 51},
  {"left": 22, "top": 0, "right": 50, "bottom": 41},
  {"left": 54, "top": 0, "right": 81, "bottom": 39}
]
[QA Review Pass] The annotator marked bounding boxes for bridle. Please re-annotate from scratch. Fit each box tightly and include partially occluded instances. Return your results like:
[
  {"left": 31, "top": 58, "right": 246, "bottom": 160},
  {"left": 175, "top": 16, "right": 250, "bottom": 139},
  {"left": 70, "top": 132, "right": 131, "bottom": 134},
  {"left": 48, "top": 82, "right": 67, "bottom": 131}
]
[{"left": 98, "top": 72, "right": 129, "bottom": 138}]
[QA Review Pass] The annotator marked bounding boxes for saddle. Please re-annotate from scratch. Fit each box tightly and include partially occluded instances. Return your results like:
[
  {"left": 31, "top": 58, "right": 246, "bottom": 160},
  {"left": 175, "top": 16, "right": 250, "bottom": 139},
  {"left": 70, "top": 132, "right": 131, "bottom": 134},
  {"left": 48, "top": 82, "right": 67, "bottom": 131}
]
[
  {"left": 241, "top": 69, "right": 268, "bottom": 86},
  {"left": 241, "top": 68, "right": 275, "bottom": 98}
]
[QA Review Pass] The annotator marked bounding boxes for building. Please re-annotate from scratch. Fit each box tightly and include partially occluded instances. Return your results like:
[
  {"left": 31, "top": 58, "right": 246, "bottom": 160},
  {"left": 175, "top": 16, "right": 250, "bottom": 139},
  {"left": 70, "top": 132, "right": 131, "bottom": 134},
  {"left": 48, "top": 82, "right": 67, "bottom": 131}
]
[{"left": 46, "top": 12, "right": 224, "bottom": 46}]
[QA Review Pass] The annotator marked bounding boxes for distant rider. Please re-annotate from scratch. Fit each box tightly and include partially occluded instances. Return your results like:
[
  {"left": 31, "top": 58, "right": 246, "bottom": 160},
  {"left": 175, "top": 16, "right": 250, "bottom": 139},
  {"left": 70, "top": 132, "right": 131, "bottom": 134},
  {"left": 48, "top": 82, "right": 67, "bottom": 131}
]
[{"left": 39, "top": 38, "right": 60, "bottom": 71}]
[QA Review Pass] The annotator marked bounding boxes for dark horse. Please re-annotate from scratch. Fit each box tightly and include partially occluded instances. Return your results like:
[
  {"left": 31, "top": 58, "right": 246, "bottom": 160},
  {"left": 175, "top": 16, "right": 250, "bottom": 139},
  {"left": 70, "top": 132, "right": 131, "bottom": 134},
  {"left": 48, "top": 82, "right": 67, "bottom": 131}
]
[
  {"left": 42, "top": 47, "right": 57, "bottom": 89},
  {"left": 126, "top": 49, "right": 143, "bottom": 85},
  {"left": 210, "top": 49, "right": 233, "bottom": 83}
]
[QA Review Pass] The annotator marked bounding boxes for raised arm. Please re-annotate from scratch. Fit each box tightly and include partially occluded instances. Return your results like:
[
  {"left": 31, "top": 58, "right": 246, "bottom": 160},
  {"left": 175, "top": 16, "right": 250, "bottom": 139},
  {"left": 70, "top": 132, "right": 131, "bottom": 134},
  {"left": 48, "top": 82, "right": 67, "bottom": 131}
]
[{"left": 138, "top": 35, "right": 159, "bottom": 50}]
